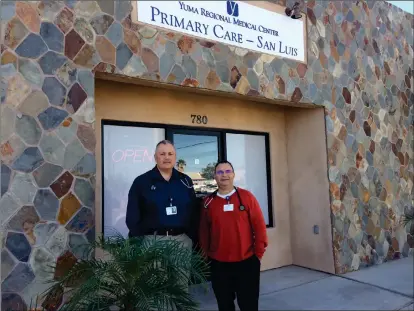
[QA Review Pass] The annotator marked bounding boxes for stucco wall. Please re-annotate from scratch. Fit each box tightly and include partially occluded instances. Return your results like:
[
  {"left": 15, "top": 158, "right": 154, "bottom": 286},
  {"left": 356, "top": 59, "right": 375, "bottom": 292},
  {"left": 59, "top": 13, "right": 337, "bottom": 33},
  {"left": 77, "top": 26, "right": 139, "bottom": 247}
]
[
  {"left": 0, "top": 0, "right": 413, "bottom": 309},
  {"left": 94, "top": 79, "right": 295, "bottom": 272},
  {"left": 285, "top": 107, "right": 335, "bottom": 273}
]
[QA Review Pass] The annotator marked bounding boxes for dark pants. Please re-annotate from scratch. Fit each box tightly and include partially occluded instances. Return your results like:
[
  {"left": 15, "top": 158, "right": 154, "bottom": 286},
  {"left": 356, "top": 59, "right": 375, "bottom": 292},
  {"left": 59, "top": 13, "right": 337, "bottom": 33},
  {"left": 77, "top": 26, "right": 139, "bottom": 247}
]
[{"left": 210, "top": 255, "right": 261, "bottom": 311}]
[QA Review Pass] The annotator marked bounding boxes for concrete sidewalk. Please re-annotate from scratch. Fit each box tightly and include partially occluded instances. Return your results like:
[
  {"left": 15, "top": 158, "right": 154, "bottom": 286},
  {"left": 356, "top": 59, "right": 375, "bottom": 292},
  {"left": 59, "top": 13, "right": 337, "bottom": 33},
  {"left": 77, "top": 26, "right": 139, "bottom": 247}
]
[{"left": 191, "top": 257, "right": 413, "bottom": 310}]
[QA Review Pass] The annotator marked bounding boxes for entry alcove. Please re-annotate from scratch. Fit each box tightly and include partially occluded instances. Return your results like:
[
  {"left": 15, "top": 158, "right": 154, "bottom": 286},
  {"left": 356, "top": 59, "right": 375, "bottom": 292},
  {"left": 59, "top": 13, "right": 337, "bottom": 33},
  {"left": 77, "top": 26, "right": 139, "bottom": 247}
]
[{"left": 94, "top": 73, "right": 335, "bottom": 274}]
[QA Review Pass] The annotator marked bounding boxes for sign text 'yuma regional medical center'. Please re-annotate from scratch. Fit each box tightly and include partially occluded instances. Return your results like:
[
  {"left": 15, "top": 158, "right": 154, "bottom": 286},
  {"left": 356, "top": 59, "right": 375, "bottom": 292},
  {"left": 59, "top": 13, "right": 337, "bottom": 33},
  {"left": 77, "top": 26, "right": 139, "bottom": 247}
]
[{"left": 137, "top": 1, "right": 305, "bottom": 62}]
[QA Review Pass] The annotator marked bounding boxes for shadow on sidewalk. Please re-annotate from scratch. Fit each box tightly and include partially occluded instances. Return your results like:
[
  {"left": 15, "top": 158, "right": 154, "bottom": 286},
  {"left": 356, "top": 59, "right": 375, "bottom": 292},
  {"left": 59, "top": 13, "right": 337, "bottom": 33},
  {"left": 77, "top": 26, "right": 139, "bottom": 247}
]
[{"left": 191, "top": 258, "right": 413, "bottom": 310}]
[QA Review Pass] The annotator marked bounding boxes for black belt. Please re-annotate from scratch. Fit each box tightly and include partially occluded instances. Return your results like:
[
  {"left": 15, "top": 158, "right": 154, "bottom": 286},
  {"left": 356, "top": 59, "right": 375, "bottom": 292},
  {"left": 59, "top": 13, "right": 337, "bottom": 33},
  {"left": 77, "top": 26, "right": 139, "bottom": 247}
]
[{"left": 148, "top": 228, "right": 185, "bottom": 236}]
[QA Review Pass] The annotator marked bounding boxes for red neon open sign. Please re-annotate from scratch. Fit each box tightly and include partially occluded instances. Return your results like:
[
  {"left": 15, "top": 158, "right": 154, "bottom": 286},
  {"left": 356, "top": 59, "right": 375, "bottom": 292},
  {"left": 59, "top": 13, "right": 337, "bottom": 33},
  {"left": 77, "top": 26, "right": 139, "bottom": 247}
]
[{"left": 111, "top": 148, "right": 153, "bottom": 163}]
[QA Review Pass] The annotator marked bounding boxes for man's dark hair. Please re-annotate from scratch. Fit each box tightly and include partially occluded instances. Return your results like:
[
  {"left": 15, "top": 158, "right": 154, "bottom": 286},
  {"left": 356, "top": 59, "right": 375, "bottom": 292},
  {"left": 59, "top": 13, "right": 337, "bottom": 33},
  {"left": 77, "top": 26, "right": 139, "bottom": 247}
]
[{"left": 214, "top": 160, "right": 234, "bottom": 172}]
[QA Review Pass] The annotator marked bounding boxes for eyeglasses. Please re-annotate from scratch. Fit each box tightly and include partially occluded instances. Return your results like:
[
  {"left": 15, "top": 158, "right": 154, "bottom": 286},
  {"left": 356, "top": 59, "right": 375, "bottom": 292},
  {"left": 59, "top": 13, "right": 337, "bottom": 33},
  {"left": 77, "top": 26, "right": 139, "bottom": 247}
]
[{"left": 216, "top": 170, "right": 233, "bottom": 175}]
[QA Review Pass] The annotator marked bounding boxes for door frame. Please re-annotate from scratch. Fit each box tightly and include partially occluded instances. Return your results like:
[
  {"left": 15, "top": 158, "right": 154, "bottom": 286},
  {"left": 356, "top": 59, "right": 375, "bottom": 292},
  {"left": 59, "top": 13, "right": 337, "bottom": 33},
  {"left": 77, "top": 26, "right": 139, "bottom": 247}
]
[
  {"left": 166, "top": 127, "right": 223, "bottom": 199},
  {"left": 166, "top": 127, "right": 225, "bottom": 161}
]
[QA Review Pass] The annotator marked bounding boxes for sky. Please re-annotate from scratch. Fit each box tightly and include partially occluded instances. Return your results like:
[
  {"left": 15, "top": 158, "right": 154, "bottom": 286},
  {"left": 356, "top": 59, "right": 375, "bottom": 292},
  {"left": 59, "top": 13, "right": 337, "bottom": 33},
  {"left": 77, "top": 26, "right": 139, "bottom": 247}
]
[{"left": 387, "top": 1, "right": 414, "bottom": 14}]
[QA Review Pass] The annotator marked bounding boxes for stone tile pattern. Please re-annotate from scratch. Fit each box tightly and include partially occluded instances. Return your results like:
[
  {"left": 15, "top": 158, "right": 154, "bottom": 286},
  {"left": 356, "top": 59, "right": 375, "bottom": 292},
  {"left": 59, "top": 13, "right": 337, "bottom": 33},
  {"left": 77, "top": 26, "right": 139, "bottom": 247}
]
[{"left": 0, "top": 0, "right": 413, "bottom": 308}]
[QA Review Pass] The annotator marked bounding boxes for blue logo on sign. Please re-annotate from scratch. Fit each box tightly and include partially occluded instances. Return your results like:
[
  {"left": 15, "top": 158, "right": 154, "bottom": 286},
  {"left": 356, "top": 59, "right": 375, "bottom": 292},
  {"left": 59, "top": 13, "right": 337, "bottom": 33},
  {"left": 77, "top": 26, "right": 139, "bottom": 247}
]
[{"left": 226, "top": 0, "right": 239, "bottom": 17}]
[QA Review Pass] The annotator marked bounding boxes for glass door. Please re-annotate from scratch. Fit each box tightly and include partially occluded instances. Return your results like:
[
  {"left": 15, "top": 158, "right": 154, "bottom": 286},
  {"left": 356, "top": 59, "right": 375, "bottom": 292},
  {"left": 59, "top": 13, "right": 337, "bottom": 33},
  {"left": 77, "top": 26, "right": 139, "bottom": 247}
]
[{"left": 167, "top": 129, "right": 222, "bottom": 198}]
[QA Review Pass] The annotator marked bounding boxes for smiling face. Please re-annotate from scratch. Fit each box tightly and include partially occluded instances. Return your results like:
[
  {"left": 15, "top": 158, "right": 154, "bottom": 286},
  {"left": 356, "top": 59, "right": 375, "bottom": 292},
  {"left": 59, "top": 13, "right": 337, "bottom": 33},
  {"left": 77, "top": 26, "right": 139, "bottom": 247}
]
[
  {"left": 214, "top": 162, "right": 235, "bottom": 189},
  {"left": 154, "top": 142, "right": 176, "bottom": 170}
]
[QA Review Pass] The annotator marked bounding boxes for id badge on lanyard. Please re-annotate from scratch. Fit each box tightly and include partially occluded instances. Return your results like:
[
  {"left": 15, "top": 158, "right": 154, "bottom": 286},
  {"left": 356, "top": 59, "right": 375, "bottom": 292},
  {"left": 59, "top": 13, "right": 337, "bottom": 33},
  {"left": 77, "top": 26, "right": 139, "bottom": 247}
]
[
  {"left": 223, "top": 204, "right": 234, "bottom": 211},
  {"left": 166, "top": 197, "right": 177, "bottom": 215},
  {"left": 223, "top": 195, "right": 234, "bottom": 212}
]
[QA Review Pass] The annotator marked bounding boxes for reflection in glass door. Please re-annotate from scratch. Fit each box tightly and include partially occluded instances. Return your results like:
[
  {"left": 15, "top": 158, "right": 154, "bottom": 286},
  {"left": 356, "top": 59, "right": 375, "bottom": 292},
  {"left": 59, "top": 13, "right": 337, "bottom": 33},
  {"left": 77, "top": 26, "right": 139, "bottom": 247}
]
[{"left": 168, "top": 130, "right": 221, "bottom": 198}]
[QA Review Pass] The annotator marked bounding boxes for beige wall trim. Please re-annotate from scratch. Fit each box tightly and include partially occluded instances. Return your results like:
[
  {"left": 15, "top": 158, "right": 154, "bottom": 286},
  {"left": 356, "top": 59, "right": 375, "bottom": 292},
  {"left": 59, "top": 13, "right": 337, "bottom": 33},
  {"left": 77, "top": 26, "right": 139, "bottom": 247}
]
[{"left": 96, "top": 72, "right": 316, "bottom": 109}]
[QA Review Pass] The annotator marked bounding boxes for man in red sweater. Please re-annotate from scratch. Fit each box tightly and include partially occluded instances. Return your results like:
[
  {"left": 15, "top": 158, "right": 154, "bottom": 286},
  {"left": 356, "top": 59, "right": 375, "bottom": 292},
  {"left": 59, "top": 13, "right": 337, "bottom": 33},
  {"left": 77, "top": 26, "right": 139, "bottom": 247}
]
[{"left": 199, "top": 160, "right": 268, "bottom": 311}]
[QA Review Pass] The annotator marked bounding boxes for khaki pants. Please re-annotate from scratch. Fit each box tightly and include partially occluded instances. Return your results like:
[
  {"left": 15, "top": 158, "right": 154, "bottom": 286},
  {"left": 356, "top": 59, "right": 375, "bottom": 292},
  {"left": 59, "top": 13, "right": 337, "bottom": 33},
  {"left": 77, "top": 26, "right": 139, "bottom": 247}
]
[
  {"left": 143, "top": 233, "right": 193, "bottom": 290},
  {"left": 143, "top": 234, "right": 193, "bottom": 310}
]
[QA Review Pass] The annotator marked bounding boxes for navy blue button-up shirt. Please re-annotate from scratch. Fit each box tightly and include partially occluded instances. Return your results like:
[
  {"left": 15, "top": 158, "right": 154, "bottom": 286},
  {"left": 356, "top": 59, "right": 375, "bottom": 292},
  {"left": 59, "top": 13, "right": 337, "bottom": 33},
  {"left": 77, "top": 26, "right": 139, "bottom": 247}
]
[{"left": 126, "top": 166, "right": 198, "bottom": 240}]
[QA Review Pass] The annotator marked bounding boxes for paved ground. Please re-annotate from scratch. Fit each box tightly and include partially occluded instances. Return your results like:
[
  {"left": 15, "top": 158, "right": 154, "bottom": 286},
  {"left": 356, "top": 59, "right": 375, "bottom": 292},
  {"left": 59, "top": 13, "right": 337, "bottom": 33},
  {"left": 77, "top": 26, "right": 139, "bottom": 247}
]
[{"left": 191, "top": 257, "right": 413, "bottom": 310}]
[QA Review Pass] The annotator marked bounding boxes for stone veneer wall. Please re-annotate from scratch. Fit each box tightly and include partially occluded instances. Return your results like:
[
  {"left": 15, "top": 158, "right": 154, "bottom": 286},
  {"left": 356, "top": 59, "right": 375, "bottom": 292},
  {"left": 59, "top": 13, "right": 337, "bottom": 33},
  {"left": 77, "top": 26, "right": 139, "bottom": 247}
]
[{"left": 0, "top": 0, "right": 413, "bottom": 309}]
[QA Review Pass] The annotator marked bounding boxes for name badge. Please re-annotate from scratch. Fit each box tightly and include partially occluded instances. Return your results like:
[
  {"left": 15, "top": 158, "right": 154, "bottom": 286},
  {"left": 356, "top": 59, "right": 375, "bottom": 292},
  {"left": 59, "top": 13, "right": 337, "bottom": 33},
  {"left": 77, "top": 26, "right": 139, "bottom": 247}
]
[
  {"left": 223, "top": 204, "right": 234, "bottom": 212},
  {"left": 166, "top": 206, "right": 177, "bottom": 215}
]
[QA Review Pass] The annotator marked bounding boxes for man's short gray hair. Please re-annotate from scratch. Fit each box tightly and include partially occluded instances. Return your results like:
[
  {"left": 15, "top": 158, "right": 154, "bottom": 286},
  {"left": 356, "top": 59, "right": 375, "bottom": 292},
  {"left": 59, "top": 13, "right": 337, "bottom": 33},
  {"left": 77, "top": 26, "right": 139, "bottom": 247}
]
[{"left": 155, "top": 139, "right": 175, "bottom": 151}]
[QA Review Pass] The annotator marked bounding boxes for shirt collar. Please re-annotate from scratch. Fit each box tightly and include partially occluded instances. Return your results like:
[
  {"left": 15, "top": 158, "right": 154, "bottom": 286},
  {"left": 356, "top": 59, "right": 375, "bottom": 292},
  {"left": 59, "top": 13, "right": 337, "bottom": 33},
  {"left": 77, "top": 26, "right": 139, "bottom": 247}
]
[
  {"left": 217, "top": 189, "right": 236, "bottom": 199},
  {"left": 151, "top": 165, "right": 180, "bottom": 181}
]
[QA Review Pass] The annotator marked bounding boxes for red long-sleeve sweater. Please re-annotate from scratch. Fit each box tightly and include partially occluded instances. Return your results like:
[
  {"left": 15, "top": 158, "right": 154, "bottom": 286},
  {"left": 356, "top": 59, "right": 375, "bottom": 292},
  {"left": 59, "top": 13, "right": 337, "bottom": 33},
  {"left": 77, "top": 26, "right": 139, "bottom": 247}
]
[{"left": 199, "top": 187, "right": 268, "bottom": 262}]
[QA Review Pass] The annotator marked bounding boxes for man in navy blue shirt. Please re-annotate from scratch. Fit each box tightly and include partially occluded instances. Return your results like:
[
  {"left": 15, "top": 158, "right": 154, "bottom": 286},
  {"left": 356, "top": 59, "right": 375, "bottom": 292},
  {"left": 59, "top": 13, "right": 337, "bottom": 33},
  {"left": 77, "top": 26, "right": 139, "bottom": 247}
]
[{"left": 126, "top": 139, "right": 199, "bottom": 244}]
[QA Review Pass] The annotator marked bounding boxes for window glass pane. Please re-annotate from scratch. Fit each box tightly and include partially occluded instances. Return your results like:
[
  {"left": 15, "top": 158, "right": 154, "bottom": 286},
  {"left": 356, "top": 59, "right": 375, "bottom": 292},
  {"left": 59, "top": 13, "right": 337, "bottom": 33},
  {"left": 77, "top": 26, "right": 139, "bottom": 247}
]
[
  {"left": 226, "top": 133, "right": 270, "bottom": 225},
  {"left": 102, "top": 124, "right": 165, "bottom": 237},
  {"left": 173, "top": 133, "right": 219, "bottom": 197}
]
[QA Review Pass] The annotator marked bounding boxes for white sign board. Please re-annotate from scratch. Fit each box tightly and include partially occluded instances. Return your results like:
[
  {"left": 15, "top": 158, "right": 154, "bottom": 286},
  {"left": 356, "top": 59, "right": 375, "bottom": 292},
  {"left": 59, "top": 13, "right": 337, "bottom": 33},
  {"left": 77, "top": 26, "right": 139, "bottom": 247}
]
[{"left": 136, "top": 1, "right": 305, "bottom": 62}]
